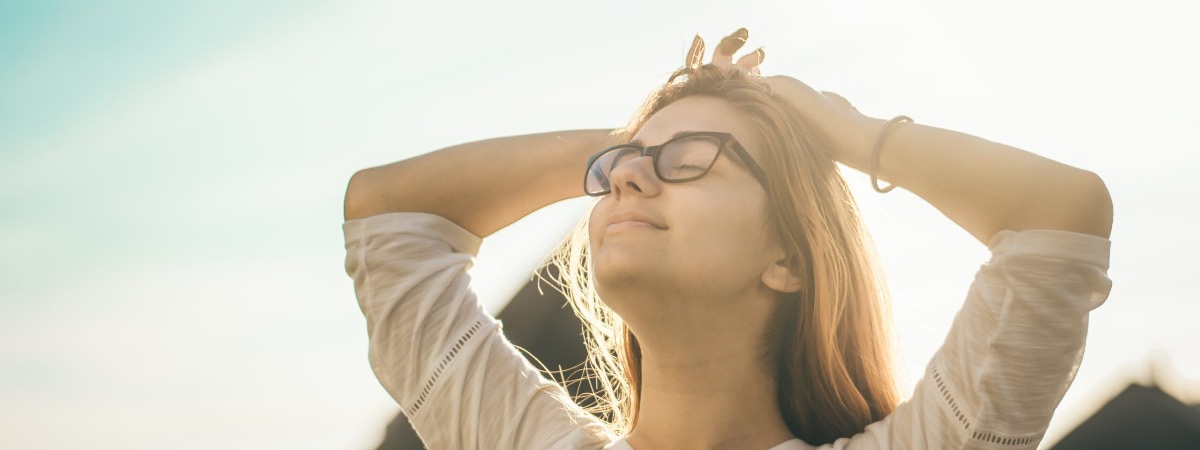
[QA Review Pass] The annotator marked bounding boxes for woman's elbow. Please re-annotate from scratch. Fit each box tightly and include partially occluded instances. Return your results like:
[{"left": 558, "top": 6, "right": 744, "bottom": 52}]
[
  {"left": 1082, "top": 171, "right": 1114, "bottom": 239},
  {"left": 1007, "top": 170, "right": 1114, "bottom": 239},
  {"left": 344, "top": 169, "right": 379, "bottom": 222},
  {"left": 1051, "top": 170, "right": 1114, "bottom": 239}
]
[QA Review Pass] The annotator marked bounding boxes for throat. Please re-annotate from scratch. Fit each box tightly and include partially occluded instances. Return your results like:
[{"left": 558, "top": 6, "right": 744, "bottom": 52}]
[{"left": 627, "top": 347, "right": 796, "bottom": 450}]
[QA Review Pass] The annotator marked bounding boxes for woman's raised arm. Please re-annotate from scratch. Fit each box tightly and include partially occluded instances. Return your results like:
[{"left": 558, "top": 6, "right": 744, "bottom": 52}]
[
  {"left": 341, "top": 130, "right": 623, "bottom": 449},
  {"left": 343, "top": 129, "right": 615, "bottom": 236},
  {"left": 764, "top": 73, "right": 1112, "bottom": 244},
  {"left": 707, "top": 28, "right": 1113, "bottom": 244},
  {"left": 869, "top": 118, "right": 1114, "bottom": 242}
]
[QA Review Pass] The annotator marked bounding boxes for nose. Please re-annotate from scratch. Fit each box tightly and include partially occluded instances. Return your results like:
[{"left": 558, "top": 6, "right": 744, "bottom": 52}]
[{"left": 607, "top": 155, "right": 661, "bottom": 198}]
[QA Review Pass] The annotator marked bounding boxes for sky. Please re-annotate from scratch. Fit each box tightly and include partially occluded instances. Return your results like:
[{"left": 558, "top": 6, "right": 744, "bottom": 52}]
[{"left": 1, "top": 1, "right": 1198, "bottom": 448}]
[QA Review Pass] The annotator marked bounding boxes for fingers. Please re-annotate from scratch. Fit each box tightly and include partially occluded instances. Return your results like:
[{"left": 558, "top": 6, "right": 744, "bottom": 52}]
[
  {"left": 686, "top": 34, "right": 706, "bottom": 69},
  {"left": 712, "top": 28, "right": 748, "bottom": 64},
  {"left": 688, "top": 28, "right": 763, "bottom": 77},
  {"left": 736, "top": 47, "right": 764, "bottom": 70}
]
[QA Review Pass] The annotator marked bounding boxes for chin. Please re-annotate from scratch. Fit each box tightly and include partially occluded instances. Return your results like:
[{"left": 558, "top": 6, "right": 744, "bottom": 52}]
[
  {"left": 593, "top": 259, "right": 655, "bottom": 299},
  {"left": 592, "top": 257, "right": 639, "bottom": 287}
]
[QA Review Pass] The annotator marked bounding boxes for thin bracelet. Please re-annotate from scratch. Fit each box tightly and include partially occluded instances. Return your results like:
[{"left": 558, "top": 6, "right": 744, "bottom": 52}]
[{"left": 869, "top": 115, "right": 913, "bottom": 193}]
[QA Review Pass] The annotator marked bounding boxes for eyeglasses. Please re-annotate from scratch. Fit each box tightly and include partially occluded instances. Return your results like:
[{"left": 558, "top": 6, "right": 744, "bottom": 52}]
[{"left": 584, "top": 131, "right": 769, "bottom": 196}]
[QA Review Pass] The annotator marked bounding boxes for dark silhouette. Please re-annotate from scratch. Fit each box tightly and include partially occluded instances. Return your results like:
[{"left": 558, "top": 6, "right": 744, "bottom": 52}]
[{"left": 1051, "top": 383, "right": 1200, "bottom": 449}]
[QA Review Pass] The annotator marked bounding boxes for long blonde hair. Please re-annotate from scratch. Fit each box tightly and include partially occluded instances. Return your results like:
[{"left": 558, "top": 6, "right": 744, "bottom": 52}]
[{"left": 545, "top": 64, "right": 899, "bottom": 446}]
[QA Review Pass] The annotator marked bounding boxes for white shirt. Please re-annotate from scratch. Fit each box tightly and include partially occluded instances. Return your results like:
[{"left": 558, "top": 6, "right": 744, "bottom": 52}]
[{"left": 343, "top": 212, "right": 1113, "bottom": 449}]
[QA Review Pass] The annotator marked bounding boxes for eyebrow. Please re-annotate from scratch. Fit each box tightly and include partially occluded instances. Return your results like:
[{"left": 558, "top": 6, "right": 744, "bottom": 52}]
[{"left": 629, "top": 130, "right": 709, "bottom": 146}]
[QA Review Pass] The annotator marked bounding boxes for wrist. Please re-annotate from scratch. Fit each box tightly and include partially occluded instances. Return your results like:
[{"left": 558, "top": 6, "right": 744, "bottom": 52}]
[
  {"left": 835, "top": 116, "right": 887, "bottom": 172},
  {"left": 867, "top": 115, "right": 913, "bottom": 193},
  {"left": 549, "top": 129, "right": 618, "bottom": 192}
]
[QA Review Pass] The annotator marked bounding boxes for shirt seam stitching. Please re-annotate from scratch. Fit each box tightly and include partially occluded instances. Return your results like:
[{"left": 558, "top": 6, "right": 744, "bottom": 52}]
[
  {"left": 930, "top": 358, "right": 1046, "bottom": 447},
  {"left": 406, "top": 319, "right": 485, "bottom": 417}
]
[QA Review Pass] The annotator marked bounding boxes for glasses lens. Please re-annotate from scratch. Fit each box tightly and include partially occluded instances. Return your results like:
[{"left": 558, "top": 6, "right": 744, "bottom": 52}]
[
  {"left": 586, "top": 146, "right": 642, "bottom": 194},
  {"left": 658, "top": 135, "right": 721, "bottom": 181}
]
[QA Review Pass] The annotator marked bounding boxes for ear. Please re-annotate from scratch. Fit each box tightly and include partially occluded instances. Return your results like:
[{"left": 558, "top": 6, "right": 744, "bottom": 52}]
[{"left": 761, "top": 253, "right": 805, "bottom": 294}]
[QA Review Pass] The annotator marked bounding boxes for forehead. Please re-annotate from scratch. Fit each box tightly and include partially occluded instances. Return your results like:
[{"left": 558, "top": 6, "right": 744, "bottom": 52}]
[{"left": 632, "top": 96, "right": 762, "bottom": 157}]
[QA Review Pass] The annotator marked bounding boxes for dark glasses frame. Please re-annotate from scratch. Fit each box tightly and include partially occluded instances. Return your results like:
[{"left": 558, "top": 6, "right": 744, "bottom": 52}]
[{"left": 583, "top": 131, "right": 770, "bottom": 196}]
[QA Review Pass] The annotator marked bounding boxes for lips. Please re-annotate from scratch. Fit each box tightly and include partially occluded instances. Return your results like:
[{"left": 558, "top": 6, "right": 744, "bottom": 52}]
[{"left": 607, "top": 210, "right": 666, "bottom": 230}]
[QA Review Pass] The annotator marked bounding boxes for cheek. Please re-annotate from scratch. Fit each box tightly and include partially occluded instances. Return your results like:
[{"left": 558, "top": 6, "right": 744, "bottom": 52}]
[
  {"left": 694, "top": 188, "right": 769, "bottom": 234},
  {"left": 672, "top": 191, "right": 773, "bottom": 266},
  {"left": 685, "top": 212, "right": 768, "bottom": 261}
]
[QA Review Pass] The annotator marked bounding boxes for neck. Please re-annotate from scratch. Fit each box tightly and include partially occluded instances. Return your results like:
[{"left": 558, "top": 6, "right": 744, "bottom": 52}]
[{"left": 625, "top": 337, "right": 796, "bottom": 450}]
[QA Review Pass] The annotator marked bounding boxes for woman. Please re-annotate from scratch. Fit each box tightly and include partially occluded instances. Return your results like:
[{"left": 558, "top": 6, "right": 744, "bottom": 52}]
[{"left": 342, "top": 29, "right": 1113, "bottom": 449}]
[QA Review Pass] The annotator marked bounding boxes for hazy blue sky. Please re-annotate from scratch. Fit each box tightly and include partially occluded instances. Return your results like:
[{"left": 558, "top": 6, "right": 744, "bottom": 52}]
[{"left": 2, "top": 1, "right": 1197, "bottom": 448}]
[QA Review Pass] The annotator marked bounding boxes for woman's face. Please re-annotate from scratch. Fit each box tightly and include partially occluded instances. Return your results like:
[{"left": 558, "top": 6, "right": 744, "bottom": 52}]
[{"left": 589, "top": 95, "right": 785, "bottom": 331}]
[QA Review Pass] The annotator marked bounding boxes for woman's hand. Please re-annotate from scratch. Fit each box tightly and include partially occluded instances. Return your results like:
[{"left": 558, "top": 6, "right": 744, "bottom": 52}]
[
  {"left": 698, "top": 30, "right": 1113, "bottom": 242},
  {"left": 694, "top": 29, "right": 883, "bottom": 163}
]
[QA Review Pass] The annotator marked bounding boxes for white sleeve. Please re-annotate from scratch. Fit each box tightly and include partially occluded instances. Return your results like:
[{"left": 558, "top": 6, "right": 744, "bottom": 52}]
[
  {"left": 820, "top": 229, "right": 1113, "bottom": 450},
  {"left": 343, "top": 212, "right": 614, "bottom": 450}
]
